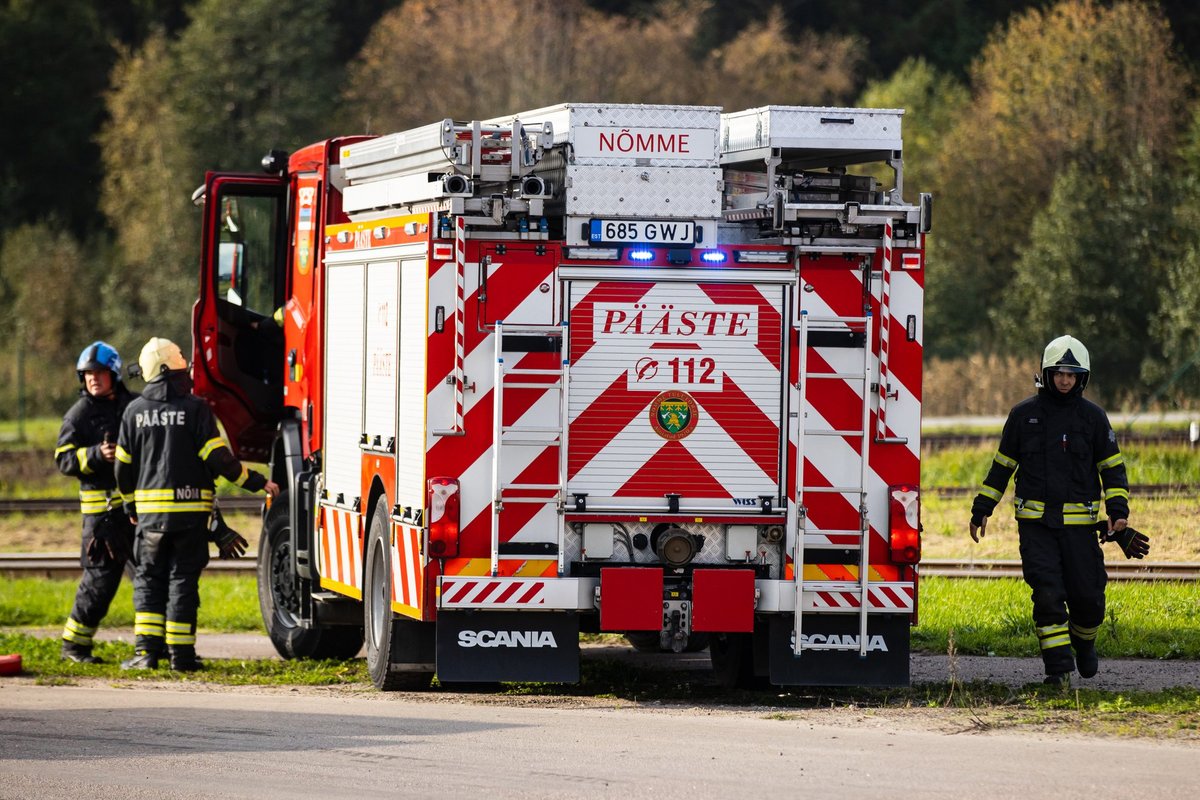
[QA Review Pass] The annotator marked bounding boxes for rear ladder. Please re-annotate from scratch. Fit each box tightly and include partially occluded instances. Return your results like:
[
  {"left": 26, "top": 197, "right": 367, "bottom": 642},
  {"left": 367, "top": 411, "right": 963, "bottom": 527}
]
[
  {"left": 490, "top": 320, "right": 569, "bottom": 577},
  {"left": 793, "top": 309, "right": 874, "bottom": 657}
]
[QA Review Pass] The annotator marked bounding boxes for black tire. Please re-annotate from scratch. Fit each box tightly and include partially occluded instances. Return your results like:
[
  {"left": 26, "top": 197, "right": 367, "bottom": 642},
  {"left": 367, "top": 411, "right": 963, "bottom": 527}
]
[
  {"left": 364, "top": 496, "right": 434, "bottom": 690},
  {"left": 708, "top": 632, "right": 757, "bottom": 690},
  {"left": 258, "top": 492, "right": 363, "bottom": 660}
]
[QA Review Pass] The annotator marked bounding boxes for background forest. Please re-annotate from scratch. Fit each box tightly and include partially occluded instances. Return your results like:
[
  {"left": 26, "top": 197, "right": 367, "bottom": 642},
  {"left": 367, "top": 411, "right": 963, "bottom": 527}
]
[{"left": 3, "top": 0, "right": 1200, "bottom": 419}]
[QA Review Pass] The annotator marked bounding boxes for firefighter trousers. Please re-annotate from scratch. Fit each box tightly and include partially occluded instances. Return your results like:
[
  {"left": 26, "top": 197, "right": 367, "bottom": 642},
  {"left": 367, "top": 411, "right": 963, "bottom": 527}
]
[
  {"left": 131, "top": 526, "right": 210, "bottom": 654},
  {"left": 62, "top": 512, "right": 134, "bottom": 650},
  {"left": 1018, "top": 520, "right": 1107, "bottom": 674}
]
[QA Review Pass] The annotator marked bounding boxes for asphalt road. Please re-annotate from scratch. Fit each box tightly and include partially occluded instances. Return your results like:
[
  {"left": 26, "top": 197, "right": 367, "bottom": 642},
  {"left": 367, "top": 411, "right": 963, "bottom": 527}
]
[{"left": 0, "top": 682, "right": 1195, "bottom": 800}]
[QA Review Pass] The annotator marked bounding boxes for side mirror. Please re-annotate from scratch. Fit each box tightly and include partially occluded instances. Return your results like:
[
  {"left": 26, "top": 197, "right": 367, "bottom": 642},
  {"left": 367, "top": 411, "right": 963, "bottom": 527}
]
[{"left": 919, "top": 193, "right": 933, "bottom": 234}]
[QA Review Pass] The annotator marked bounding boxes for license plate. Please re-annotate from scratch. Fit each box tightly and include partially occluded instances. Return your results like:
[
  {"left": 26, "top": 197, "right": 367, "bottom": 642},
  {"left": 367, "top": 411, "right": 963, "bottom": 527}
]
[{"left": 589, "top": 218, "right": 695, "bottom": 246}]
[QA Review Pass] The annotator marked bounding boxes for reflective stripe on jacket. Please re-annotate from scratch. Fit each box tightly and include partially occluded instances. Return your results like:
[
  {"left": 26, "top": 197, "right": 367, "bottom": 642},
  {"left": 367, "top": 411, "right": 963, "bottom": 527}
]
[
  {"left": 116, "top": 372, "right": 266, "bottom": 531},
  {"left": 971, "top": 389, "right": 1129, "bottom": 528}
]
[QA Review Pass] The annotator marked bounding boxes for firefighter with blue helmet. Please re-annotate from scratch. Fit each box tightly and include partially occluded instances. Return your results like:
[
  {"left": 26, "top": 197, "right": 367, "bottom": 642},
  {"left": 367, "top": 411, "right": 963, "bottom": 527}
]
[
  {"left": 116, "top": 337, "right": 278, "bottom": 671},
  {"left": 969, "top": 335, "right": 1140, "bottom": 687},
  {"left": 56, "top": 341, "right": 138, "bottom": 663}
]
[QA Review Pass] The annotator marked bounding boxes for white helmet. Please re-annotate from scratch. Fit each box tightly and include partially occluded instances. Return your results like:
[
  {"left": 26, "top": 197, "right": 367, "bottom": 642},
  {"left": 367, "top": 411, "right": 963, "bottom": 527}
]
[
  {"left": 138, "top": 337, "right": 187, "bottom": 379},
  {"left": 1041, "top": 335, "right": 1090, "bottom": 392}
]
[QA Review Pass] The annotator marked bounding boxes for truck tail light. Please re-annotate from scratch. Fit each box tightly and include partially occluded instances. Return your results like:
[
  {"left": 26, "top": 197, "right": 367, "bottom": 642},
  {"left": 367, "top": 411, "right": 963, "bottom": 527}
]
[
  {"left": 427, "top": 477, "right": 460, "bottom": 557},
  {"left": 888, "top": 484, "right": 921, "bottom": 564}
]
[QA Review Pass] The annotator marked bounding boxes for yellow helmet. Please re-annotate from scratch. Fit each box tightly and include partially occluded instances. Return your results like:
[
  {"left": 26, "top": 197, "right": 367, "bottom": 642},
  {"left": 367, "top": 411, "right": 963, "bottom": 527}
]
[{"left": 138, "top": 337, "right": 187, "bottom": 379}]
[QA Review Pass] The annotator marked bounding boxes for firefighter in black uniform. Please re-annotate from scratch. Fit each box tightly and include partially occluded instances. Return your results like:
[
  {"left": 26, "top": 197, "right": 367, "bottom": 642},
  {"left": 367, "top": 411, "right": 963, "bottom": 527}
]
[
  {"left": 55, "top": 342, "right": 138, "bottom": 663},
  {"left": 116, "top": 337, "right": 279, "bottom": 671},
  {"left": 969, "top": 335, "right": 1140, "bottom": 686}
]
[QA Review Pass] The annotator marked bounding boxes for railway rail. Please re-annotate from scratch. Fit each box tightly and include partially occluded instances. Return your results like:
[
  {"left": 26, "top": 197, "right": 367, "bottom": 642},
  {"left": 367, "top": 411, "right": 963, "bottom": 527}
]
[
  {"left": 2, "top": 485, "right": 1195, "bottom": 514},
  {"left": 1, "top": 553, "right": 1195, "bottom": 581},
  {"left": 0, "top": 496, "right": 264, "bottom": 514}
]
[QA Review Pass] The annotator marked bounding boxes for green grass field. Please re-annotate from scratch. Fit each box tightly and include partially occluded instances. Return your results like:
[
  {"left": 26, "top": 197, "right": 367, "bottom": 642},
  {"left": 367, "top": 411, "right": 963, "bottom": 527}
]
[{"left": 3, "top": 574, "right": 1197, "bottom": 661}]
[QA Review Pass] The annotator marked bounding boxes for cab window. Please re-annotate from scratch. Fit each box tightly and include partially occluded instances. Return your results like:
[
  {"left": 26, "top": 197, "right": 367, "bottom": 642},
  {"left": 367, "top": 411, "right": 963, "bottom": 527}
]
[{"left": 216, "top": 192, "right": 283, "bottom": 316}]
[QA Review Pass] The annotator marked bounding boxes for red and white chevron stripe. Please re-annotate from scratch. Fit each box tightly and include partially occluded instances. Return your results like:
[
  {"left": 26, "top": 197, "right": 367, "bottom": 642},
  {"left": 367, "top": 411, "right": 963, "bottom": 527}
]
[
  {"left": 318, "top": 504, "right": 362, "bottom": 594},
  {"left": 805, "top": 583, "right": 914, "bottom": 612},
  {"left": 789, "top": 254, "right": 922, "bottom": 558},
  {"left": 439, "top": 575, "right": 584, "bottom": 609},
  {"left": 427, "top": 241, "right": 561, "bottom": 552},
  {"left": 390, "top": 521, "right": 424, "bottom": 613}
]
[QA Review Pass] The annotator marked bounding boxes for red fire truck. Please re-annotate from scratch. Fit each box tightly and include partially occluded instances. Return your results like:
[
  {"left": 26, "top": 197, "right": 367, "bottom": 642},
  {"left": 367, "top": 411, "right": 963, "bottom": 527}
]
[{"left": 192, "top": 103, "right": 931, "bottom": 688}]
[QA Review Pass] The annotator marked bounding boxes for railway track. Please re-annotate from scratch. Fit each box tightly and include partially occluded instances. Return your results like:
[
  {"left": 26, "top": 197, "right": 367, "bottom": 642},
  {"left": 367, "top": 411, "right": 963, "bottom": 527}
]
[
  {"left": 0, "top": 496, "right": 264, "bottom": 514},
  {"left": 2, "top": 553, "right": 1195, "bottom": 580},
  {"left": 3, "top": 485, "right": 1195, "bottom": 514}
]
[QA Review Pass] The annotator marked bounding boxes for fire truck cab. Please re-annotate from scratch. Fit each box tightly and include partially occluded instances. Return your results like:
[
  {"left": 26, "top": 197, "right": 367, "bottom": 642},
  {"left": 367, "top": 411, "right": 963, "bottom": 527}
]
[{"left": 193, "top": 103, "right": 930, "bottom": 688}]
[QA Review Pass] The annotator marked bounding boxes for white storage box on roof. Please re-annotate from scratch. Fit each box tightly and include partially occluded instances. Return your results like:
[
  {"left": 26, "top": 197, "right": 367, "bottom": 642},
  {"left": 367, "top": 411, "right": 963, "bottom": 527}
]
[
  {"left": 492, "top": 103, "right": 725, "bottom": 244},
  {"left": 720, "top": 106, "right": 904, "bottom": 164}
]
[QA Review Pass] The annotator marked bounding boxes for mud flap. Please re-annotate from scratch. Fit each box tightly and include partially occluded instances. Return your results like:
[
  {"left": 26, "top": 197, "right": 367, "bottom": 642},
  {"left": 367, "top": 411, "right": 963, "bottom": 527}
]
[
  {"left": 768, "top": 614, "right": 910, "bottom": 687},
  {"left": 436, "top": 610, "right": 580, "bottom": 683}
]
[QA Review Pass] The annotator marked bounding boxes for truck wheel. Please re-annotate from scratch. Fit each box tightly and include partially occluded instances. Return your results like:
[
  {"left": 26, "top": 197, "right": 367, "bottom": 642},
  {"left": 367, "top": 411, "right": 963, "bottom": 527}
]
[
  {"left": 258, "top": 493, "right": 363, "bottom": 660},
  {"left": 364, "top": 496, "right": 434, "bottom": 690},
  {"left": 708, "top": 632, "right": 756, "bottom": 689}
]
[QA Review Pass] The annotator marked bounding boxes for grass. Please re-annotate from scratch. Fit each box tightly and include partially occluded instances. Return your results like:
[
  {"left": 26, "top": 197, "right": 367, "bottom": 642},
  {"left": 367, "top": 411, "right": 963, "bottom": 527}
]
[
  {"left": 924, "top": 441, "right": 1200, "bottom": 487},
  {"left": 0, "top": 574, "right": 264, "bottom": 631},
  {"left": 921, "top": 493, "right": 1200, "bottom": 562},
  {"left": 915, "top": 577, "right": 1200, "bottom": 659},
  {"left": 3, "top": 574, "right": 1198, "bottom": 660}
]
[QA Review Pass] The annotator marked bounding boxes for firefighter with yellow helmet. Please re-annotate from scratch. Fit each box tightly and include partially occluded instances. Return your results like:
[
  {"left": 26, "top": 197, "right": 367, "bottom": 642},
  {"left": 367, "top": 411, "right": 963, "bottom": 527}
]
[
  {"left": 115, "top": 337, "right": 279, "bottom": 670},
  {"left": 969, "top": 335, "right": 1146, "bottom": 687},
  {"left": 55, "top": 341, "right": 138, "bottom": 663}
]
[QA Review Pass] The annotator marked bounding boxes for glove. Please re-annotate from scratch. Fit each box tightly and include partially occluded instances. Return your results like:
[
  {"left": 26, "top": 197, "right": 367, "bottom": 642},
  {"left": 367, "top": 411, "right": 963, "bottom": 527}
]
[
  {"left": 86, "top": 512, "right": 126, "bottom": 565},
  {"left": 208, "top": 508, "right": 249, "bottom": 559},
  {"left": 1096, "top": 522, "right": 1150, "bottom": 559}
]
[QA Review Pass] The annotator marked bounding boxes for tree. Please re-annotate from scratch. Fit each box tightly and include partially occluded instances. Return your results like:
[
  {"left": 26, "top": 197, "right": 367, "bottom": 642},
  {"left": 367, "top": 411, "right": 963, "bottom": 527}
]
[
  {"left": 342, "top": 0, "right": 861, "bottom": 134},
  {"left": 98, "top": 33, "right": 196, "bottom": 354},
  {"left": 927, "top": 0, "right": 1187, "bottom": 358},
  {"left": 995, "top": 151, "right": 1172, "bottom": 404},
  {"left": 172, "top": 0, "right": 342, "bottom": 172},
  {"left": 0, "top": 221, "right": 102, "bottom": 416},
  {"left": 1146, "top": 104, "right": 1200, "bottom": 401},
  {"left": 0, "top": 0, "right": 113, "bottom": 238},
  {"left": 857, "top": 58, "right": 970, "bottom": 199}
]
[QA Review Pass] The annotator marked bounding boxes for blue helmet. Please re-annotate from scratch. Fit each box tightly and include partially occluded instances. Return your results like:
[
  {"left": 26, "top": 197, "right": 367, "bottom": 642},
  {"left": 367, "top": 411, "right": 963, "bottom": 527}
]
[{"left": 76, "top": 341, "right": 122, "bottom": 382}]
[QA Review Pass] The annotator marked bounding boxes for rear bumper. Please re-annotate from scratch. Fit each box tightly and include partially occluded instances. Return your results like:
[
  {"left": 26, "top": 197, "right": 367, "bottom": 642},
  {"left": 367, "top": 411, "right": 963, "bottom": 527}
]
[{"left": 438, "top": 574, "right": 915, "bottom": 615}]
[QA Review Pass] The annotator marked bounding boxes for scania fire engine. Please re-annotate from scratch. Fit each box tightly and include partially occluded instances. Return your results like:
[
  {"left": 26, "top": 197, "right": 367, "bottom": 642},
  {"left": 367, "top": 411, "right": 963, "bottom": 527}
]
[{"left": 192, "top": 102, "right": 931, "bottom": 688}]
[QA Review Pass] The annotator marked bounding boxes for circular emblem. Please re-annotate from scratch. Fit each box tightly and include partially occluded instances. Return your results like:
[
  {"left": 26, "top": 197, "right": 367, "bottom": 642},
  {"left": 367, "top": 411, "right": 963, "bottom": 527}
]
[{"left": 649, "top": 390, "right": 698, "bottom": 441}]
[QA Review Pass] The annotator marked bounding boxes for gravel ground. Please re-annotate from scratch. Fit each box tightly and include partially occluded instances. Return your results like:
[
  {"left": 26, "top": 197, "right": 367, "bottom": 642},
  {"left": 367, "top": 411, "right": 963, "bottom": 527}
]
[{"left": 12, "top": 628, "right": 1200, "bottom": 692}]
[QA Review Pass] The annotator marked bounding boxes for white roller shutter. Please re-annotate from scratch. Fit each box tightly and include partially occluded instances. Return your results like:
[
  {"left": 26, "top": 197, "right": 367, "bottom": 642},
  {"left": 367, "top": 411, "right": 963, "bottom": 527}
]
[
  {"left": 324, "top": 263, "right": 365, "bottom": 504},
  {"left": 364, "top": 261, "right": 398, "bottom": 448},
  {"left": 395, "top": 258, "right": 427, "bottom": 507}
]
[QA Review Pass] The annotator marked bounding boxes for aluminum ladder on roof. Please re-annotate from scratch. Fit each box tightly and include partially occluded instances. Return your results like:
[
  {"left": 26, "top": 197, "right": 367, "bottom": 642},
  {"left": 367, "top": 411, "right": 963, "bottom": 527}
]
[
  {"left": 489, "top": 320, "right": 570, "bottom": 578},
  {"left": 793, "top": 309, "right": 874, "bottom": 657}
]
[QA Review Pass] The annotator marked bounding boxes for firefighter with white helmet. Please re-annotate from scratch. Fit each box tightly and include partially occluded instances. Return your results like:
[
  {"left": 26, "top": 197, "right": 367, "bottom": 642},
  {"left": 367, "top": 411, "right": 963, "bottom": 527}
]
[
  {"left": 115, "top": 337, "right": 279, "bottom": 670},
  {"left": 55, "top": 341, "right": 139, "bottom": 663},
  {"left": 969, "top": 335, "right": 1144, "bottom": 687}
]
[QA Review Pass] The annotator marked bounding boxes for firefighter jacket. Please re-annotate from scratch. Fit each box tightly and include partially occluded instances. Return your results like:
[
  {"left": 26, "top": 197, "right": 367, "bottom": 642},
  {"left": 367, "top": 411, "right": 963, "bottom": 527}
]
[
  {"left": 971, "top": 388, "right": 1129, "bottom": 528},
  {"left": 115, "top": 372, "right": 267, "bottom": 531},
  {"left": 55, "top": 384, "right": 138, "bottom": 515}
]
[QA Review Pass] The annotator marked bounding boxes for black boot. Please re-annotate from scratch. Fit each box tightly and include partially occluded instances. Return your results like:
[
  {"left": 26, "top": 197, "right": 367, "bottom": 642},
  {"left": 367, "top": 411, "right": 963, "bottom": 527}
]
[
  {"left": 1073, "top": 637, "right": 1099, "bottom": 679},
  {"left": 61, "top": 642, "right": 102, "bottom": 664},
  {"left": 1043, "top": 672, "right": 1071, "bottom": 688},
  {"left": 121, "top": 649, "right": 160, "bottom": 670},
  {"left": 169, "top": 646, "right": 204, "bottom": 672}
]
